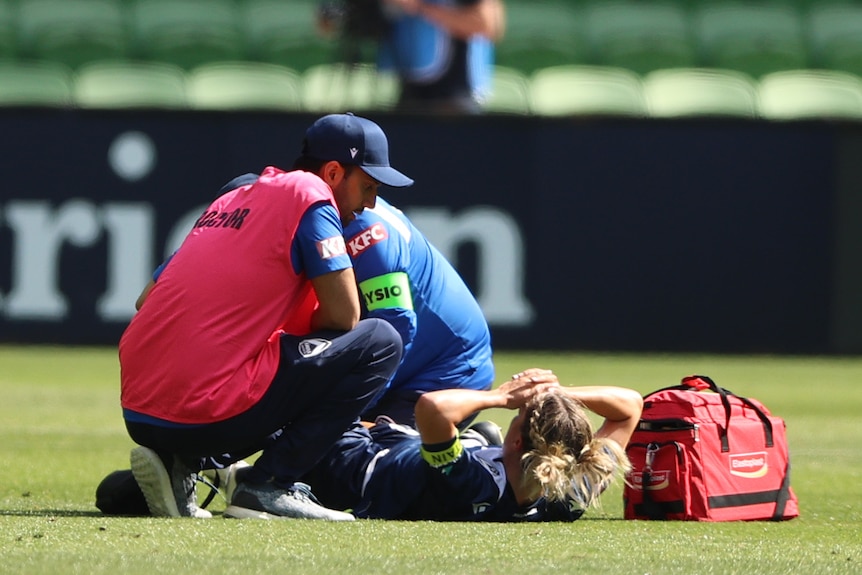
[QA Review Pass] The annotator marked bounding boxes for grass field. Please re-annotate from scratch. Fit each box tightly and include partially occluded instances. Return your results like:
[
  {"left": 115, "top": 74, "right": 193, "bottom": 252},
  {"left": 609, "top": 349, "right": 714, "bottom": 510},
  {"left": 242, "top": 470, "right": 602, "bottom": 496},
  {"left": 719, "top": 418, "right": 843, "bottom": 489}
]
[{"left": 1, "top": 345, "right": 861, "bottom": 574}]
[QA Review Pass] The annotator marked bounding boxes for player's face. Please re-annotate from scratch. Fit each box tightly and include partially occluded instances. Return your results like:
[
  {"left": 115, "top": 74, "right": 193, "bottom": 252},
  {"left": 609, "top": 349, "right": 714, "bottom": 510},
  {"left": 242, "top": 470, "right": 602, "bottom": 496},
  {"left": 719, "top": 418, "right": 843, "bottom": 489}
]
[
  {"left": 333, "top": 166, "right": 380, "bottom": 225},
  {"left": 504, "top": 407, "right": 527, "bottom": 451}
]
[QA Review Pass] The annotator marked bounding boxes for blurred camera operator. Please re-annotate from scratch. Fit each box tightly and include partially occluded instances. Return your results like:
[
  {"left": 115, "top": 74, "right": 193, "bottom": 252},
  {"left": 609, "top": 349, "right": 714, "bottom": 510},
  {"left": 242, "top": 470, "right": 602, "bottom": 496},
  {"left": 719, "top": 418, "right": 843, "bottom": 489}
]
[{"left": 319, "top": 0, "right": 505, "bottom": 114}]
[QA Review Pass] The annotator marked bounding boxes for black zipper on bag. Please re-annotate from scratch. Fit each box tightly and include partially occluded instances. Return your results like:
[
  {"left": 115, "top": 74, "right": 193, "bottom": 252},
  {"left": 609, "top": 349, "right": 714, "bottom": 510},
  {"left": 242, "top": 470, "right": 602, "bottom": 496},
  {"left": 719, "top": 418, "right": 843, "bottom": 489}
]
[{"left": 636, "top": 418, "right": 697, "bottom": 432}]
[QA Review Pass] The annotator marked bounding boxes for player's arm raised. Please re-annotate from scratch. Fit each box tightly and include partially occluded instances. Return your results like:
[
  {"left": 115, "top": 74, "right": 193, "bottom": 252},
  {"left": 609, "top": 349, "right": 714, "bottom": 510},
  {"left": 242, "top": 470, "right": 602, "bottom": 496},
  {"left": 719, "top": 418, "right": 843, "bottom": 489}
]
[
  {"left": 559, "top": 386, "right": 643, "bottom": 449},
  {"left": 415, "top": 368, "right": 560, "bottom": 444}
]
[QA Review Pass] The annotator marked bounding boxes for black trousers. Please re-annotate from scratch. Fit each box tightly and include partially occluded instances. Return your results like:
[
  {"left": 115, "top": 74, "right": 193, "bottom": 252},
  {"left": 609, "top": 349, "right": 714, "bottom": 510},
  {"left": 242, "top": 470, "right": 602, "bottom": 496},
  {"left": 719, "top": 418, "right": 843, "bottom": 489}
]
[{"left": 125, "top": 318, "right": 402, "bottom": 486}]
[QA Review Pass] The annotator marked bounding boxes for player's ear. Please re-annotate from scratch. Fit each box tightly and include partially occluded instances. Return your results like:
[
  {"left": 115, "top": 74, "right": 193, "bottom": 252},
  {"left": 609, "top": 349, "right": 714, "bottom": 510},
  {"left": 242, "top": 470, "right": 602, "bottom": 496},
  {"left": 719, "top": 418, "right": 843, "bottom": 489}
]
[
  {"left": 320, "top": 160, "right": 346, "bottom": 187},
  {"left": 509, "top": 432, "right": 522, "bottom": 452}
]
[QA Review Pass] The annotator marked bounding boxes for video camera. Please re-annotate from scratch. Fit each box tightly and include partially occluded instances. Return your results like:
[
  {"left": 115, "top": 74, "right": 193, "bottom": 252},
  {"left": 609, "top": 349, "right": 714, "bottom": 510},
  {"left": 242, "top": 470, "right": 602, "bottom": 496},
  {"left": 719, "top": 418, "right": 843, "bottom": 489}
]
[
  {"left": 318, "top": 0, "right": 391, "bottom": 64},
  {"left": 318, "top": 0, "right": 391, "bottom": 41}
]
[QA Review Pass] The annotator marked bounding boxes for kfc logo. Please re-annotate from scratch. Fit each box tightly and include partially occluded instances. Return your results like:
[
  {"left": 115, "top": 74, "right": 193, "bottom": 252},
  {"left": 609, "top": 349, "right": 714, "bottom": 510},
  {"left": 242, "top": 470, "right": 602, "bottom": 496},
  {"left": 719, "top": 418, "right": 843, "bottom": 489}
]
[
  {"left": 317, "top": 235, "right": 347, "bottom": 259},
  {"left": 347, "top": 223, "right": 388, "bottom": 257}
]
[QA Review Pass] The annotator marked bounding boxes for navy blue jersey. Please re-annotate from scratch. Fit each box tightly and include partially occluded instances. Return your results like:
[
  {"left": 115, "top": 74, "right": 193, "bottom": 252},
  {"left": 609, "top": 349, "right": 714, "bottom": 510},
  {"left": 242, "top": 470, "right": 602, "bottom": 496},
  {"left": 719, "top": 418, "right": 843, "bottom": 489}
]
[
  {"left": 303, "top": 421, "right": 588, "bottom": 522},
  {"left": 343, "top": 198, "right": 493, "bottom": 403}
]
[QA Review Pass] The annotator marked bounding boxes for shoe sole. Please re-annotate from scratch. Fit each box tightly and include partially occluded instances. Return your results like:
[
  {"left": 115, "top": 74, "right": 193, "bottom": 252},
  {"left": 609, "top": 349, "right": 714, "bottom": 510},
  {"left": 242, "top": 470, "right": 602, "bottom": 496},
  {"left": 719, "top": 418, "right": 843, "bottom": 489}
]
[
  {"left": 130, "top": 446, "right": 180, "bottom": 517},
  {"left": 223, "top": 504, "right": 355, "bottom": 521},
  {"left": 223, "top": 505, "right": 281, "bottom": 520}
]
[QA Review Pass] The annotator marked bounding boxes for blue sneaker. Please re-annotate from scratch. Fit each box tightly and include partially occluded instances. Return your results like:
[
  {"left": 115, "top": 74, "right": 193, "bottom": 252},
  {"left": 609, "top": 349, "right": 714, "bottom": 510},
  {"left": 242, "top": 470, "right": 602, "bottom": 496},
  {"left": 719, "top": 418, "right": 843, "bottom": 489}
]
[{"left": 224, "top": 481, "right": 355, "bottom": 521}]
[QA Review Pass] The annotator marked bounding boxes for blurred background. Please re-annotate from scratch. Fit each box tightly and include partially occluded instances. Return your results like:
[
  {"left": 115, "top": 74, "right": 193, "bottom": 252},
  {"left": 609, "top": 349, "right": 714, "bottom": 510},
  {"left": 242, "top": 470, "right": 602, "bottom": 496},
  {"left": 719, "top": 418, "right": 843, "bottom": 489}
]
[
  {"left": 4, "top": 0, "right": 862, "bottom": 115},
  {"left": 1, "top": 0, "right": 861, "bottom": 355}
]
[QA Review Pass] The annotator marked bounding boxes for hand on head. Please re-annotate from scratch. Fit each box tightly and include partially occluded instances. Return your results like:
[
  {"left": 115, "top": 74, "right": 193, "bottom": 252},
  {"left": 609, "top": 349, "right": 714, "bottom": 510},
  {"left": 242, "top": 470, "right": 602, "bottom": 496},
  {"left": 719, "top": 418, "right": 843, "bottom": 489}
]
[{"left": 496, "top": 368, "right": 560, "bottom": 410}]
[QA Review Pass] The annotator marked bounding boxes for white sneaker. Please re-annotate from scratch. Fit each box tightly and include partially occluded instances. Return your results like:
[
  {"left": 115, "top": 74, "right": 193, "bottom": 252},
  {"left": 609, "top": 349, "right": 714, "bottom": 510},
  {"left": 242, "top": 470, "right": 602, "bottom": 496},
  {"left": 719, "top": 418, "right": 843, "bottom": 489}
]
[
  {"left": 130, "top": 446, "right": 212, "bottom": 518},
  {"left": 200, "top": 460, "right": 251, "bottom": 505},
  {"left": 224, "top": 481, "right": 355, "bottom": 521}
]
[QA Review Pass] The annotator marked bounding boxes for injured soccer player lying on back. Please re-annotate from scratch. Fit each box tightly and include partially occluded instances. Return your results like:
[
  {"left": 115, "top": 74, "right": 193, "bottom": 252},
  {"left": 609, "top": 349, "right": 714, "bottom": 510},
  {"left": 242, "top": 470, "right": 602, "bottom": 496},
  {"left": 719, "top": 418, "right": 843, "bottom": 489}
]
[{"left": 221, "top": 368, "right": 643, "bottom": 521}]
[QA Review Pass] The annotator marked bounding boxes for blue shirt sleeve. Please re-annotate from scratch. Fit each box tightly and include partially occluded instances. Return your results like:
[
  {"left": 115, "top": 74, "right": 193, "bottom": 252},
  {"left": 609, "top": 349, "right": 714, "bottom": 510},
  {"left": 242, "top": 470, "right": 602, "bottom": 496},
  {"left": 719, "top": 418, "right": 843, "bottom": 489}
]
[
  {"left": 344, "top": 211, "right": 418, "bottom": 353},
  {"left": 152, "top": 252, "right": 175, "bottom": 281},
  {"left": 291, "top": 201, "right": 352, "bottom": 278}
]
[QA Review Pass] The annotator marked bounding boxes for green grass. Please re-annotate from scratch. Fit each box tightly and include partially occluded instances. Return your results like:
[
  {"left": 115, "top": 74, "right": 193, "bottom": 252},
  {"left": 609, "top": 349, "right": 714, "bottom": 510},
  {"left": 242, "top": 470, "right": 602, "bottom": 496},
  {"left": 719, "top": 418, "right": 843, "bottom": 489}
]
[{"left": 1, "top": 346, "right": 861, "bottom": 574}]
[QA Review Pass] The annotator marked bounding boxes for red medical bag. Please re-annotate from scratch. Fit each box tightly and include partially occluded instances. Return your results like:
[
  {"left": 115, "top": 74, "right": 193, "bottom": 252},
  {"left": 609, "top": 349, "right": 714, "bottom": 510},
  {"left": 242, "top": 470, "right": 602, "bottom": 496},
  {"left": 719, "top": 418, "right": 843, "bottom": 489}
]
[{"left": 623, "top": 375, "right": 799, "bottom": 521}]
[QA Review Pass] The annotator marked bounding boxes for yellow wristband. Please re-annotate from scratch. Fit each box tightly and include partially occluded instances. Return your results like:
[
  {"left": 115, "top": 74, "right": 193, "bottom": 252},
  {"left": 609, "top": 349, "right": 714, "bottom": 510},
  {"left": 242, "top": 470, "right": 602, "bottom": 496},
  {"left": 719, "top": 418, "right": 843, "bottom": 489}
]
[{"left": 420, "top": 437, "right": 463, "bottom": 469}]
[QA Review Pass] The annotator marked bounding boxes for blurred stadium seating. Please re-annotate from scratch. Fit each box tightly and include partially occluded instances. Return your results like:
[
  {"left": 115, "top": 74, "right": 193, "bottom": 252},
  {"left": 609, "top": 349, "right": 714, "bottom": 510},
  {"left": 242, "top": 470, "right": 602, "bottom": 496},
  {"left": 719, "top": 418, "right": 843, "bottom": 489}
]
[
  {"left": 483, "top": 65, "right": 532, "bottom": 115},
  {"left": 301, "top": 63, "right": 400, "bottom": 112},
  {"left": 239, "top": 0, "right": 335, "bottom": 72},
  {"left": 643, "top": 67, "right": 758, "bottom": 118},
  {"left": 529, "top": 64, "right": 647, "bottom": 117},
  {"left": 583, "top": 1, "right": 697, "bottom": 76},
  {"left": 130, "top": 0, "right": 244, "bottom": 69},
  {"left": 0, "top": 59, "right": 73, "bottom": 106},
  {"left": 495, "top": 1, "right": 586, "bottom": 73},
  {"left": 187, "top": 61, "right": 304, "bottom": 111},
  {"left": 0, "top": 1, "right": 15, "bottom": 60},
  {"left": 15, "top": 0, "right": 129, "bottom": 69},
  {"left": 758, "top": 69, "right": 862, "bottom": 119},
  {"left": 693, "top": 3, "right": 808, "bottom": 78},
  {"left": 0, "top": 0, "right": 860, "bottom": 119},
  {"left": 808, "top": 3, "right": 862, "bottom": 78},
  {"left": 73, "top": 60, "right": 188, "bottom": 109}
]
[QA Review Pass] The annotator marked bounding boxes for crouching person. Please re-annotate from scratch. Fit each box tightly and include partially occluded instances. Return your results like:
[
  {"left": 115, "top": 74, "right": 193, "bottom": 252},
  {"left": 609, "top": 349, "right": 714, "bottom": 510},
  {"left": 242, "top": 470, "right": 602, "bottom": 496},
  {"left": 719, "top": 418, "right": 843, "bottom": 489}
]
[{"left": 119, "top": 113, "right": 411, "bottom": 520}]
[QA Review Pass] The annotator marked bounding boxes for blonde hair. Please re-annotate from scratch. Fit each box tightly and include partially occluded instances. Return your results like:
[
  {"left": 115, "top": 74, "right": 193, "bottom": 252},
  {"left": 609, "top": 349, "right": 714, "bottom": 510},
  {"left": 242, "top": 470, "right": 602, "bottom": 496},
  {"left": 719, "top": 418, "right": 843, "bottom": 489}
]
[{"left": 519, "top": 391, "right": 631, "bottom": 508}]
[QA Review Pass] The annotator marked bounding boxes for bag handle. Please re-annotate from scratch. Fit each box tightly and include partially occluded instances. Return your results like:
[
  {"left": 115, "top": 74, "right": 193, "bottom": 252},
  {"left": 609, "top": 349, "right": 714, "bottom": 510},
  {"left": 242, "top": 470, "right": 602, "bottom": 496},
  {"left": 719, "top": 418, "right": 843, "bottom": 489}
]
[
  {"left": 645, "top": 375, "right": 774, "bottom": 452},
  {"left": 771, "top": 460, "right": 793, "bottom": 521},
  {"left": 683, "top": 375, "right": 774, "bottom": 451},
  {"left": 681, "top": 375, "right": 733, "bottom": 452}
]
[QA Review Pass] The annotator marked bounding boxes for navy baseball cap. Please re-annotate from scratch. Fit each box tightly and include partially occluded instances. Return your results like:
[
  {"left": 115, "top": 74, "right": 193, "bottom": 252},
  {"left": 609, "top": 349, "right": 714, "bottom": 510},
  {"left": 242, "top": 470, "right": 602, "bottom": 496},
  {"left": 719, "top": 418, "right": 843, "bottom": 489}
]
[{"left": 303, "top": 113, "right": 414, "bottom": 188}]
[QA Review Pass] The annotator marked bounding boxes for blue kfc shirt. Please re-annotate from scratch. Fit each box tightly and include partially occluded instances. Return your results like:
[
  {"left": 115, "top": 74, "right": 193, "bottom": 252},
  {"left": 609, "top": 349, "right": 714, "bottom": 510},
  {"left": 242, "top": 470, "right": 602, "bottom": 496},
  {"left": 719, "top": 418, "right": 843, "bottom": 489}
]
[{"left": 343, "top": 197, "right": 494, "bottom": 400}]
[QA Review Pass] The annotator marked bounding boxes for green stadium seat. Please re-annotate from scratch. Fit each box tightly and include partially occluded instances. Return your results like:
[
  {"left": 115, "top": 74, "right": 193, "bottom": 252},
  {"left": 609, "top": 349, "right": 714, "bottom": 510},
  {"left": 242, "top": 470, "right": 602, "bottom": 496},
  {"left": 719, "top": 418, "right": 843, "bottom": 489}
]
[
  {"left": 15, "top": 0, "right": 128, "bottom": 69},
  {"left": 0, "top": 1, "right": 16, "bottom": 60},
  {"left": 187, "top": 61, "right": 304, "bottom": 111},
  {"left": 808, "top": 4, "right": 862, "bottom": 77},
  {"left": 757, "top": 69, "right": 862, "bottom": 119},
  {"left": 643, "top": 67, "right": 758, "bottom": 118},
  {"left": 301, "top": 63, "right": 399, "bottom": 112},
  {"left": 240, "top": 0, "right": 337, "bottom": 72},
  {"left": 694, "top": 4, "right": 808, "bottom": 78},
  {"left": 482, "top": 65, "right": 531, "bottom": 115},
  {"left": 529, "top": 64, "right": 647, "bottom": 117},
  {"left": 0, "top": 60, "right": 73, "bottom": 106},
  {"left": 73, "top": 61, "right": 189, "bottom": 109},
  {"left": 584, "top": 1, "right": 697, "bottom": 76},
  {"left": 495, "top": 2, "right": 587, "bottom": 74},
  {"left": 130, "top": 0, "right": 244, "bottom": 69}
]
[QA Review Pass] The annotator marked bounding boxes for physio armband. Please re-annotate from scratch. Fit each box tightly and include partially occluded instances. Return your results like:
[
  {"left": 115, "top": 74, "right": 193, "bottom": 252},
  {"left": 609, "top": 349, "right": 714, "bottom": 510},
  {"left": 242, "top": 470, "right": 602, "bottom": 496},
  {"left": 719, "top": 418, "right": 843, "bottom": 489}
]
[{"left": 359, "top": 272, "right": 413, "bottom": 311}]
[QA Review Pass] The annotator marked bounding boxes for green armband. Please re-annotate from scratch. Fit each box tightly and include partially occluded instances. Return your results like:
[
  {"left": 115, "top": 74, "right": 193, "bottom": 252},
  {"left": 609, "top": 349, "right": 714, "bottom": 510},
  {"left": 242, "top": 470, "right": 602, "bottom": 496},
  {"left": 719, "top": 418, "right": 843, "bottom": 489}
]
[
  {"left": 420, "top": 437, "right": 464, "bottom": 469},
  {"left": 359, "top": 272, "right": 413, "bottom": 312}
]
